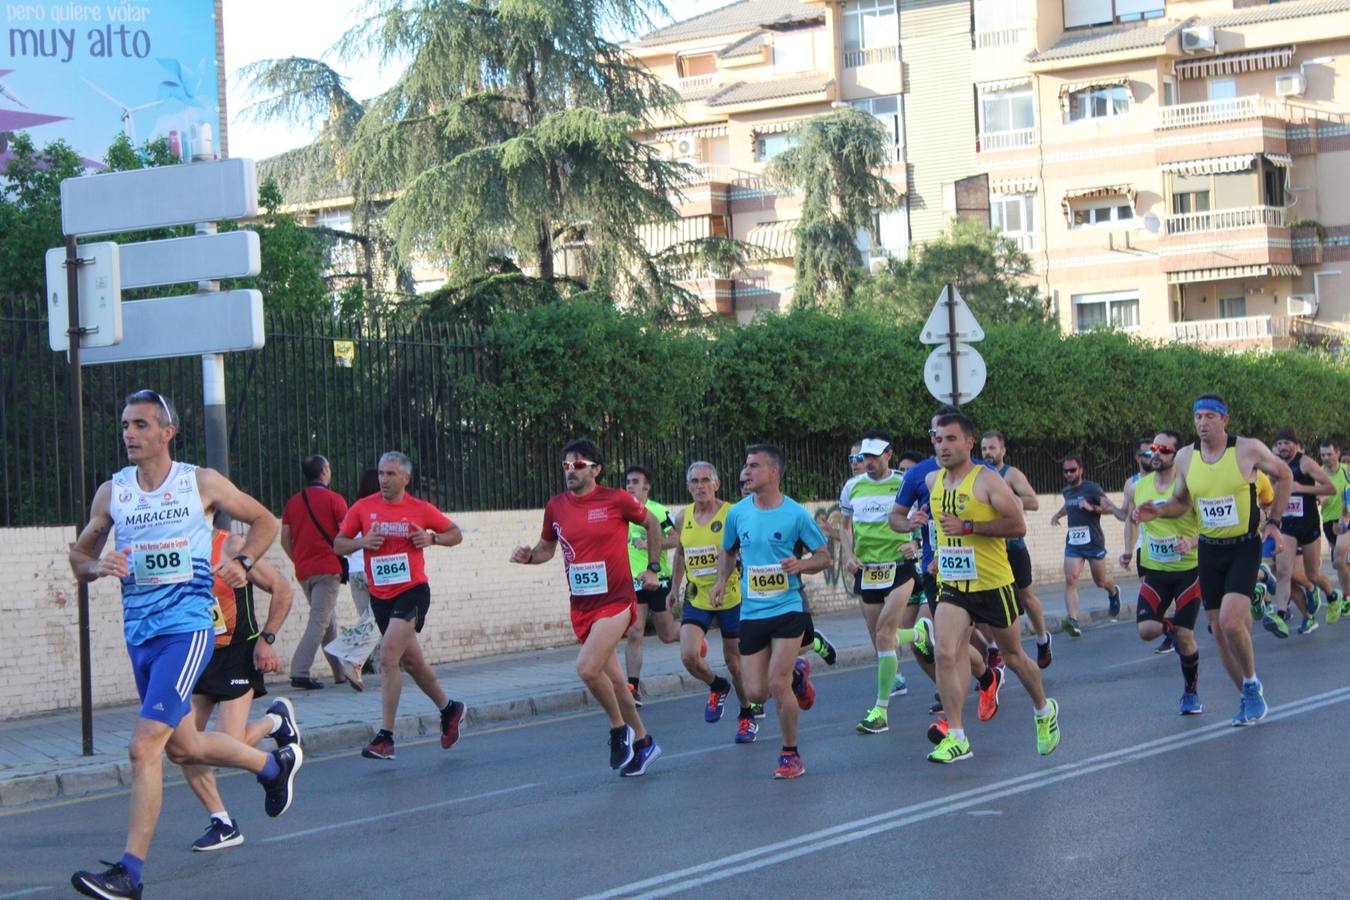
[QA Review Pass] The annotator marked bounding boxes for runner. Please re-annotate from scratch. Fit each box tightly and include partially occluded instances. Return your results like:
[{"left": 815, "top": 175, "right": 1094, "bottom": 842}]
[
  {"left": 622, "top": 464, "right": 679, "bottom": 707},
  {"left": 1135, "top": 394, "right": 1292, "bottom": 726},
  {"left": 838, "top": 430, "right": 924, "bottom": 735},
  {"left": 848, "top": 441, "right": 867, "bottom": 478},
  {"left": 665, "top": 461, "right": 754, "bottom": 742},
  {"left": 69, "top": 390, "right": 301, "bottom": 900},
  {"left": 1119, "top": 431, "right": 1204, "bottom": 714},
  {"left": 710, "top": 444, "right": 832, "bottom": 778},
  {"left": 334, "top": 452, "right": 467, "bottom": 761},
  {"left": 511, "top": 438, "right": 663, "bottom": 775},
  {"left": 1271, "top": 428, "right": 1334, "bottom": 635},
  {"left": 980, "top": 431, "right": 1053, "bottom": 669},
  {"left": 1050, "top": 455, "right": 1122, "bottom": 635},
  {"left": 185, "top": 529, "right": 299, "bottom": 851},
  {"left": 1318, "top": 438, "right": 1350, "bottom": 621},
  {"left": 922, "top": 412, "right": 1060, "bottom": 763}
]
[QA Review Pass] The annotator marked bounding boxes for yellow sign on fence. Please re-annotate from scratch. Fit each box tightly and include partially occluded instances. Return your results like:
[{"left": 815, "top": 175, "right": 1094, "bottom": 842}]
[{"left": 333, "top": 340, "right": 355, "bottom": 368}]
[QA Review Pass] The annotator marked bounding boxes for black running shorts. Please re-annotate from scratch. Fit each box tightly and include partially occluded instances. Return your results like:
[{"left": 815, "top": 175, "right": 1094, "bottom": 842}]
[
  {"left": 372, "top": 583, "right": 431, "bottom": 634},
  {"left": 635, "top": 579, "right": 673, "bottom": 613},
  {"left": 936, "top": 582, "right": 1022, "bottom": 630},
  {"left": 1197, "top": 537, "right": 1261, "bottom": 610},
  {"left": 738, "top": 611, "right": 814, "bottom": 657},
  {"left": 1136, "top": 567, "right": 1202, "bottom": 631},
  {"left": 193, "top": 639, "right": 266, "bottom": 701},
  {"left": 1280, "top": 513, "right": 1320, "bottom": 547},
  {"left": 1006, "top": 544, "right": 1033, "bottom": 591},
  {"left": 852, "top": 560, "right": 919, "bottom": 606}
]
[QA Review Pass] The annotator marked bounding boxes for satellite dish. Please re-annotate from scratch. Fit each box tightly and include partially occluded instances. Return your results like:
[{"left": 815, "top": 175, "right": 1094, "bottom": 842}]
[{"left": 1143, "top": 213, "right": 1161, "bottom": 234}]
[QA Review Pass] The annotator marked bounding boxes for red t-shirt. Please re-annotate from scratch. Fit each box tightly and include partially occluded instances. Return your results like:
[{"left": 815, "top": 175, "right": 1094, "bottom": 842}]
[
  {"left": 281, "top": 484, "right": 350, "bottom": 582},
  {"left": 541, "top": 486, "right": 649, "bottom": 612},
  {"left": 340, "top": 493, "right": 453, "bottom": 601}
]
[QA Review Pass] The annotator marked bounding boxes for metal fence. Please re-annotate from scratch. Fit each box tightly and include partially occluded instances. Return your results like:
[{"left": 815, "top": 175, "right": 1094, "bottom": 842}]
[{"left": 1, "top": 296, "right": 1139, "bottom": 526}]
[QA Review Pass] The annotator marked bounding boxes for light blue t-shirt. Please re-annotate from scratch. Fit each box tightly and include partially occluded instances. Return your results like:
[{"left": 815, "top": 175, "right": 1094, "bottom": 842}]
[{"left": 722, "top": 494, "right": 827, "bottom": 620}]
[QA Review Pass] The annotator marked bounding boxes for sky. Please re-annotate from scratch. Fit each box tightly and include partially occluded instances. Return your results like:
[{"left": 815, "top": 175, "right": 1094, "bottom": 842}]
[{"left": 223, "top": 0, "right": 730, "bottom": 160}]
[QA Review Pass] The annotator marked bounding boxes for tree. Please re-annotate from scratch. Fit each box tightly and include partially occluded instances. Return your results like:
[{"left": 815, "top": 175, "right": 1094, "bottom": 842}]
[
  {"left": 0, "top": 133, "right": 84, "bottom": 299},
  {"left": 768, "top": 108, "right": 902, "bottom": 308}
]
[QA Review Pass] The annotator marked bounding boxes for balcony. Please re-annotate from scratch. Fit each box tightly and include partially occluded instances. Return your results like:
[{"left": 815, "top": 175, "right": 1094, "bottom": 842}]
[
  {"left": 974, "top": 27, "right": 1031, "bottom": 50},
  {"left": 673, "top": 74, "right": 721, "bottom": 96},
  {"left": 844, "top": 45, "right": 900, "bottom": 69},
  {"left": 1164, "top": 206, "right": 1286, "bottom": 236},
  {"left": 1171, "top": 315, "right": 1283, "bottom": 346},
  {"left": 978, "top": 128, "right": 1036, "bottom": 152},
  {"left": 1156, "top": 95, "right": 1286, "bottom": 130}
]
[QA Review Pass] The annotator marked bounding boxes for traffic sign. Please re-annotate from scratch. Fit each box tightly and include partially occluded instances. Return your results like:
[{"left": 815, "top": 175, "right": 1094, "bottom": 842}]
[
  {"left": 45, "top": 243, "right": 121, "bottom": 351},
  {"left": 119, "top": 231, "right": 261, "bottom": 288},
  {"left": 60, "top": 158, "right": 258, "bottom": 237},
  {"left": 920, "top": 284, "right": 984, "bottom": 345},
  {"left": 924, "top": 342, "right": 987, "bottom": 405},
  {"left": 76, "top": 290, "right": 264, "bottom": 366}
]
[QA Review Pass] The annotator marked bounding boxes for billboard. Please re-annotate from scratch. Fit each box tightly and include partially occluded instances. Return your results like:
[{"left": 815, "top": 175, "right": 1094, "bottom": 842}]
[{"left": 0, "top": 0, "right": 223, "bottom": 168}]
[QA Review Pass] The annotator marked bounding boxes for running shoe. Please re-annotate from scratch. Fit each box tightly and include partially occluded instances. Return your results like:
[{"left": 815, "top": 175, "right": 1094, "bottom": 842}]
[
  {"left": 813, "top": 631, "right": 838, "bottom": 665},
  {"left": 1062, "top": 616, "right": 1082, "bottom": 637},
  {"left": 927, "top": 718, "right": 949, "bottom": 745},
  {"left": 856, "top": 706, "right": 889, "bottom": 734},
  {"left": 1108, "top": 589, "right": 1121, "bottom": 620},
  {"left": 890, "top": 673, "right": 908, "bottom": 696},
  {"left": 266, "top": 697, "right": 300, "bottom": 749},
  {"left": 792, "top": 658, "right": 816, "bottom": 710},
  {"left": 1179, "top": 692, "right": 1203, "bottom": 716},
  {"left": 735, "top": 717, "right": 758, "bottom": 744},
  {"left": 977, "top": 666, "right": 1002, "bottom": 722},
  {"left": 987, "top": 646, "right": 1004, "bottom": 672},
  {"left": 705, "top": 683, "right": 729, "bottom": 723},
  {"left": 927, "top": 733, "right": 973, "bottom": 764},
  {"left": 750, "top": 703, "right": 767, "bottom": 720},
  {"left": 929, "top": 693, "right": 944, "bottom": 715},
  {"left": 1342, "top": 596, "right": 1350, "bottom": 619},
  {"left": 1329, "top": 591, "right": 1343, "bottom": 625},
  {"left": 1298, "top": 616, "right": 1319, "bottom": 636},
  {"left": 1155, "top": 634, "right": 1175, "bottom": 655},
  {"left": 261, "top": 744, "right": 303, "bottom": 818},
  {"left": 620, "top": 738, "right": 662, "bottom": 777},
  {"left": 1035, "top": 699, "right": 1061, "bottom": 755},
  {"left": 72, "top": 861, "right": 141, "bottom": 899},
  {"left": 439, "top": 700, "right": 465, "bottom": 750},
  {"left": 1036, "top": 633, "right": 1053, "bottom": 670},
  {"left": 362, "top": 733, "right": 395, "bottom": 760},
  {"left": 1251, "top": 583, "right": 1267, "bottom": 620},
  {"left": 609, "top": 724, "right": 635, "bottom": 770},
  {"left": 192, "top": 817, "right": 244, "bottom": 852},
  {"left": 773, "top": 752, "right": 806, "bottom": 779},
  {"left": 1243, "top": 681, "right": 1267, "bottom": 723},
  {"left": 1307, "top": 587, "right": 1324, "bottom": 618},
  {"left": 627, "top": 682, "right": 643, "bottom": 708},
  {"left": 912, "top": 618, "right": 934, "bottom": 659},
  {"left": 1262, "top": 610, "right": 1290, "bottom": 639}
]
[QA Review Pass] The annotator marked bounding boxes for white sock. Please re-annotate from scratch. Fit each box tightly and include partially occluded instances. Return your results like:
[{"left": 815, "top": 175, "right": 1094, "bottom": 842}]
[
  {"left": 1035, "top": 703, "right": 1050, "bottom": 717},
  {"left": 1036, "top": 633, "right": 1050, "bottom": 645},
  {"left": 950, "top": 728, "right": 966, "bottom": 742},
  {"left": 1243, "top": 676, "right": 1260, "bottom": 687},
  {"left": 876, "top": 698, "right": 889, "bottom": 710},
  {"left": 266, "top": 713, "right": 284, "bottom": 735},
  {"left": 988, "top": 641, "right": 999, "bottom": 651},
  {"left": 210, "top": 811, "right": 232, "bottom": 827}
]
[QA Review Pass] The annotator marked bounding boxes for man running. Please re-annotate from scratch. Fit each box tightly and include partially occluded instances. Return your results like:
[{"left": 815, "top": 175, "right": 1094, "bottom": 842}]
[
  {"left": 1271, "top": 428, "right": 1334, "bottom": 634},
  {"left": 1136, "top": 394, "right": 1292, "bottom": 726},
  {"left": 185, "top": 529, "right": 298, "bottom": 851},
  {"left": 335, "top": 452, "right": 467, "bottom": 761},
  {"left": 1119, "top": 431, "right": 1204, "bottom": 714},
  {"left": 69, "top": 390, "right": 301, "bottom": 899},
  {"left": 1050, "top": 455, "right": 1122, "bottom": 635},
  {"left": 923, "top": 412, "right": 1060, "bottom": 763},
  {"left": 622, "top": 464, "right": 679, "bottom": 707},
  {"left": 511, "top": 438, "right": 664, "bottom": 775},
  {"left": 980, "top": 431, "right": 1052, "bottom": 669},
  {"left": 1319, "top": 438, "right": 1350, "bottom": 621},
  {"left": 711, "top": 444, "right": 832, "bottom": 778},
  {"left": 666, "top": 461, "right": 754, "bottom": 742}
]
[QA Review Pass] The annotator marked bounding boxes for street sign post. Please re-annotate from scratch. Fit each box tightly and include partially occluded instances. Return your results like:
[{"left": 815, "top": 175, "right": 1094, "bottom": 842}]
[
  {"left": 60, "top": 158, "right": 258, "bottom": 236},
  {"left": 45, "top": 242, "right": 121, "bottom": 352},
  {"left": 75, "top": 291, "right": 264, "bottom": 366},
  {"left": 920, "top": 283, "right": 987, "bottom": 406}
]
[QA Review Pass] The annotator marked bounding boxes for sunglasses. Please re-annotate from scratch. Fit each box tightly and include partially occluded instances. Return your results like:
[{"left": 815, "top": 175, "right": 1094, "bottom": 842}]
[
  {"left": 561, "top": 459, "right": 595, "bottom": 472},
  {"left": 848, "top": 453, "right": 866, "bottom": 463},
  {"left": 1063, "top": 468, "right": 1080, "bottom": 474},
  {"left": 128, "top": 389, "right": 174, "bottom": 426},
  {"left": 1149, "top": 444, "right": 1176, "bottom": 456}
]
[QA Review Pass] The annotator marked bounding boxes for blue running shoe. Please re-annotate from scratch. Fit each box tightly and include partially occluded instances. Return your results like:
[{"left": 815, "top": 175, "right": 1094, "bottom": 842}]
[
  {"left": 192, "top": 816, "right": 244, "bottom": 851},
  {"left": 735, "top": 717, "right": 758, "bottom": 744},
  {"left": 1233, "top": 681, "right": 1267, "bottom": 727},
  {"left": 1298, "top": 616, "right": 1319, "bottom": 636},
  {"left": 1307, "top": 588, "right": 1323, "bottom": 618},
  {"left": 1179, "top": 692, "right": 1203, "bottom": 716},
  {"left": 620, "top": 737, "right": 662, "bottom": 777}
]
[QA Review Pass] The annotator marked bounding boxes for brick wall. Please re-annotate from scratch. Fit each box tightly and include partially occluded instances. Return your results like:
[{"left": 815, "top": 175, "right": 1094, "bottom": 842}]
[{"left": 1, "top": 491, "right": 1128, "bottom": 721}]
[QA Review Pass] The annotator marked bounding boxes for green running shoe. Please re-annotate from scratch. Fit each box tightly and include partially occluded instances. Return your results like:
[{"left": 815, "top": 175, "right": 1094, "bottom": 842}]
[
  {"left": 912, "top": 617, "right": 934, "bottom": 659},
  {"left": 1036, "top": 698, "right": 1061, "bottom": 756},
  {"left": 1342, "top": 597, "right": 1350, "bottom": 619},
  {"left": 1307, "top": 587, "right": 1324, "bottom": 618},
  {"left": 1252, "top": 583, "right": 1267, "bottom": 620},
  {"left": 856, "top": 706, "right": 889, "bottom": 734},
  {"left": 1262, "top": 610, "right": 1290, "bottom": 639},
  {"left": 927, "top": 733, "right": 972, "bottom": 764},
  {"left": 1061, "top": 616, "right": 1082, "bottom": 637},
  {"left": 1329, "top": 591, "right": 1342, "bottom": 625}
]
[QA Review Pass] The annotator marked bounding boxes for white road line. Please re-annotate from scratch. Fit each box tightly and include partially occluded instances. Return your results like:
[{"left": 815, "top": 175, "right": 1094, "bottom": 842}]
[
  {"left": 0, "top": 887, "right": 52, "bottom": 899},
  {"left": 259, "top": 783, "right": 540, "bottom": 842},
  {"left": 581, "top": 685, "right": 1350, "bottom": 899}
]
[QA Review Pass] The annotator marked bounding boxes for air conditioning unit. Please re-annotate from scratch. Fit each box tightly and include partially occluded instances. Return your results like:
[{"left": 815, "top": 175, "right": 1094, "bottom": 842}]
[
  {"left": 1288, "top": 293, "right": 1318, "bottom": 317},
  {"left": 1275, "top": 73, "right": 1307, "bottom": 98},
  {"left": 1180, "top": 25, "right": 1216, "bottom": 53},
  {"left": 674, "top": 137, "right": 701, "bottom": 160}
]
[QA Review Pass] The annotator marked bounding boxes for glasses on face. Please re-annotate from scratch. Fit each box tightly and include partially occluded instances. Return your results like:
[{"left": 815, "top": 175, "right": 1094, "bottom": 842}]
[
  {"left": 1063, "top": 468, "right": 1079, "bottom": 475},
  {"left": 561, "top": 459, "right": 595, "bottom": 472},
  {"left": 848, "top": 453, "right": 865, "bottom": 464},
  {"left": 1150, "top": 444, "right": 1176, "bottom": 456},
  {"left": 128, "top": 389, "right": 174, "bottom": 426}
]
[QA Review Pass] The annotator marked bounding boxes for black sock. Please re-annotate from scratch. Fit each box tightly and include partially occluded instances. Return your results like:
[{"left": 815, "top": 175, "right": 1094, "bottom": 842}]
[
  {"left": 738, "top": 706, "right": 753, "bottom": 720},
  {"left": 610, "top": 724, "right": 629, "bottom": 737},
  {"left": 977, "top": 667, "right": 995, "bottom": 690},
  {"left": 377, "top": 728, "right": 393, "bottom": 740},
  {"left": 782, "top": 745, "right": 798, "bottom": 755},
  {"left": 1180, "top": 651, "right": 1200, "bottom": 694},
  {"left": 634, "top": 735, "right": 652, "bottom": 749},
  {"left": 628, "top": 676, "right": 640, "bottom": 689},
  {"left": 710, "top": 675, "right": 731, "bottom": 694},
  {"left": 791, "top": 667, "right": 802, "bottom": 691},
  {"left": 441, "top": 699, "right": 457, "bottom": 713}
]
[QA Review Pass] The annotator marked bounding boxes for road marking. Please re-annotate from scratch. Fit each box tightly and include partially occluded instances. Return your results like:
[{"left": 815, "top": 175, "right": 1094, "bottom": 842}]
[
  {"left": 1105, "top": 655, "right": 1168, "bottom": 670},
  {"left": 259, "top": 782, "right": 540, "bottom": 842},
  {"left": 0, "top": 888, "right": 51, "bottom": 898},
  {"left": 581, "top": 685, "right": 1350, "bottom": 899}
]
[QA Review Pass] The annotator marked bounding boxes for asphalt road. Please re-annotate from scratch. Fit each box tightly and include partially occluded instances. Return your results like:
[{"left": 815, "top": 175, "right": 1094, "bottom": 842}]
[{"left": 5, "top": 617, "right": 1350, "bottom": 899}]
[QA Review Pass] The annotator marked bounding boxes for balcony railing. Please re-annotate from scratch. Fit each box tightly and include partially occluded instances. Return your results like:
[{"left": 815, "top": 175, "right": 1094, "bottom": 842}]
[
  {"left": 978, "top": 128, "right": 1036, "bottom": 152},
  {"left": 1171, "top": 315, "right": 1282, "bottom": 344},
  {"left": 1157, "top": 95, "right": 1286, "bottom": 130},
  {"left": 974, "top": 27, "right": 1031, "bottom": 49},
  {"left": 1164, "top": 205, "right": 1287, "bottom": 235},
  {"left": 674, "top": 74, "right": 720, "bottom": 94},
  {"left": 844, "top": 45, "right": 901, "bottom": 68}
]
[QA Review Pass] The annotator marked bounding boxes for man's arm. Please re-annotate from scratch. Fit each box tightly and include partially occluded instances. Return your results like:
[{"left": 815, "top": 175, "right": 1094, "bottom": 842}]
[
  {"left": 196, "top": 468, "right": 280, "bottom": 587},
  {"left": 666, "top": 509, "right": 686, "bottom": 606},
  {"left": 1136, "top": 451, "right": 1192, "bottom": 521},
  {"left": 279, "top": 523, "right": 294, "bottom": 561},
  {"left": 1119, "top": 479, "right": 1138, "bottom": 569},
  {"left": 1300, "top": 455, "right": 1336, "bottom": 497},
  {"left": 69, "top": 482, "right": 123, "bottom": 583},
  {"left": 412, "top": 520, "right": 462, "bottom": 549},
  {"left": 887, "top": 502, "right": 915, "bottom": 534},
  {"left": 1245, "top": 438, "right": 1293, "bottom": 532},
  {"left": 511, "top": 538, "right": 558, "bottom": 564},
  {"left": 781, "top": 542, "right": 832, "bottom": 576},
  {"left": 243, "top": 549, "right": 294, "bottom": 674},
  {"left": 1007, "top": 467, "right": 1039, "bottom": 512},
  {"left": 1048, "top": 503, "right": 1067, "bottom": 526},
  {"left": 838, "top": 514, "right": 858, "bottom": 575}
]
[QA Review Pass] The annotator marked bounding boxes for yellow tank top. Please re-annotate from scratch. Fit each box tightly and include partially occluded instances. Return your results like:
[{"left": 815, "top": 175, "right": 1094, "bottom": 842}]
[
  {"left": 932, "top": 465, "right": 1013, "bottom": 591},
  {"left": 681, "top": 502, "right": 741, "bottom": 611},
  {"left": 1186, "top": 436, "right": 1258, "bottom": 540},
  {"left": 1255, "top": 469, "right": 1274, "bottom": 507},
  {"left": 1135, "top": 472, "right": 1198, "bottom": 571}
]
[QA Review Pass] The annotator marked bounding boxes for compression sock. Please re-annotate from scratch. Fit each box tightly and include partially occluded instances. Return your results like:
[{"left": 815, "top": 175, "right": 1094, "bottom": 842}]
[
  {"left": 1180, "top": 651, "right": 1199, "bottom": 694},
  {"left": 977, "top": 666, "right": 995, "bottom": 691},
  {"left": 876, "top": 651, "right": 897, "bottom": 706}
]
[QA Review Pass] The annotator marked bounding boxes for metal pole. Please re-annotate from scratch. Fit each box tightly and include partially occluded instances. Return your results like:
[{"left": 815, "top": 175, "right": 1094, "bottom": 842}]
[
  {"left": 945, "top": 282, "right": 960, "bottom": 408},
  {"left": 196, "top": 216, "right": 232, "bottom": 525},
  {"left": 65, "top": 234, "right": 94, "bottom": 756}
]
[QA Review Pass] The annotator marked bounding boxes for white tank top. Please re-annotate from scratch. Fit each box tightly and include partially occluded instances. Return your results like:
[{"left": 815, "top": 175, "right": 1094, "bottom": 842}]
[{"left": 110, "top": 461, "right": 215, "bottom": 644}]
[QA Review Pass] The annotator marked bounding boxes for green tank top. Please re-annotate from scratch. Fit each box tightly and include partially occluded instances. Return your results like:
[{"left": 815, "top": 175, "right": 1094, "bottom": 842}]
[
  {"left": 1323, "top": 466, "right": 1350, "bottom": 522},
  {"left": 1135, "top": 472, "right": 1198, "bottom": 571},
  {"left": 1186, "top": 436, "right": 1257, "bottom": 540},
  {"left": 628, "top": 499, "right": 673, "bottom": 580},
  {"left": 840, "top": 470, "right": 906, "bottom": 563}
]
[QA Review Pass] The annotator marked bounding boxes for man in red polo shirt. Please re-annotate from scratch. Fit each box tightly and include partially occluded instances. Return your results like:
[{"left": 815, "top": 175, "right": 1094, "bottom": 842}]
[
  {"left": 335, "top": 451, "right": 466, "bottom": 761},
  {"left": 281, "top": 454, "right": 349, "bottom": 690},
  {"left": 511, "top": 438, "right": 665, "bottom": 776}
]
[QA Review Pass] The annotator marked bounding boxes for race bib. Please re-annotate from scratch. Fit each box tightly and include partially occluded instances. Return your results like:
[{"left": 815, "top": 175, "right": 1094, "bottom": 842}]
[
  {"left": 370, "top": 553, "right": 412, "bottom": 587},
  {"left": 1067, "top": 526, "right": 1091, "bottom": 546},
  {"left": 209, "top": 599, "right": 227, "bottom": 636},
  {"left": 131, "top": 537, "right": 192, "bottom": 586},
  {"left": 568, "top": 560, "right": 608, "bottom": 596},
  {"left": 938, "top": 546, "right": 977, "bottom": 581},
  {"left": 1146, "top": 534, "right": 1181, "bottom": 564},
  {"left": 1198, "top": 496, "right": 1238, "bottom": 529},
  {"left": 861, "top": 562, "right": 898, "bottom": 589},
  {"left": 746, "top": 564, "right": 788, "bottom": 599},
  {"left": 684, "top": 545, "right": 718, "bottom": 578},
  {"left": 1287, "top": 495, "right": 1305, "bottom": 517}
]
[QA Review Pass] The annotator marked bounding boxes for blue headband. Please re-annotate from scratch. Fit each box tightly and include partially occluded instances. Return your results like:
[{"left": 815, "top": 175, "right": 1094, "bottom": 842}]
[{"left": 1193, "top": 398, "right": 1228, "bottom": 416}]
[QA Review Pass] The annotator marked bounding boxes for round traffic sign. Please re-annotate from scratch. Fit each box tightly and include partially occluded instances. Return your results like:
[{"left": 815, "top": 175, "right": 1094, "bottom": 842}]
[{"left": 923, "top": 342, "right": 987, "bottom": 405}]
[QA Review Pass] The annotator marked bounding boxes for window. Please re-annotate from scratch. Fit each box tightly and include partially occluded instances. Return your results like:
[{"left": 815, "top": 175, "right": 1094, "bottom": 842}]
[
  {"left": 992, "top": 193, "right": 1037, "bottom": 241},
  {"left": 843, "top": 0, "right": 897, "bottom": 51},
  {"left": 1263, "top": 165, "right": 1285, "bottom": 207},
  {"left": 754, "top": 132, "right": 797, "bottom": 162},
  {"left": 1162, "top": 75, "right": 1178, "bottom": 107},
  {"left": 979, "top": 86, "right": 1035, "bottom": 134},
  {"left": 974, "top": 0, "right": 1030, "bottom": 33},
  {"left": 773, "top": 28, "right": 819, "bottom": 74},
  {"left": 1207, "top": 78, "right": 1237, "bottom": 102},
  {"left": 1220, "top": 296, "right": 1247, "bottom": 319},
  {"left": 1074, "top": 291, "right": 1140, "bottom": 332},
  {"left": 856, "top": 206, "right": 909, "bottom": 265},
  {"left": 1172, "top": 190, "right": 1210, "bottom": 215},
  {"left": 1066, "top": 84, "right": 1131, "bottom": 122},
  {"left": 851, "top": 94, "right": 904, "bottom": 158},
  {"left": 1071, "top": 199, "right": 1134, "bottom": 228},
  {"left": 1063, "top": 0, "right": 1163, "bottom": 29}
]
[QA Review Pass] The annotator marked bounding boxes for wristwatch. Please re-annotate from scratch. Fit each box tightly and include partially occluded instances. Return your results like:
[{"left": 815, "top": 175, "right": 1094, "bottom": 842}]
[
  {"left": 646, "top": 562, "right": 662, "bottom": 574},
  {"left": 1265, "top": 517, "right": 1282, "bottom": 529},
  {"left": 259, "top": 630, "right": 276, "bottom": 645},
  {"left": 233, "top": 554, "right": 254, "bottom": 572}
]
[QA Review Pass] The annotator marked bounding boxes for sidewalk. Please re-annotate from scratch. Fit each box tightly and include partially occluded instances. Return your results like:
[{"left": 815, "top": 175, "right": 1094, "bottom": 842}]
[{"left": 0, "top": 577, "right": 1141, "bottom": 806}]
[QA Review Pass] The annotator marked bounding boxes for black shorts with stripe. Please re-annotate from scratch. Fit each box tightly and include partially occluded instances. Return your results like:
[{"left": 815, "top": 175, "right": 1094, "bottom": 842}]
[
  {"left": 936, "top": 582, "right": 1021, "bottom": 630},
  {"left": 1136, "top": 566, "right": 1202, "bottom": 631}
]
